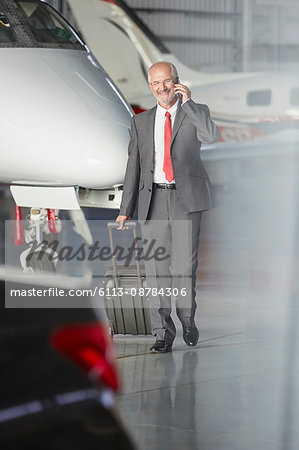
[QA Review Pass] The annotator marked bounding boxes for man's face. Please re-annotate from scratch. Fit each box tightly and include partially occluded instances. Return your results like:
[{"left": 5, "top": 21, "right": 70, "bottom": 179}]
[{"left": 148, "top": 64, "right": 177, "bottom": 107}]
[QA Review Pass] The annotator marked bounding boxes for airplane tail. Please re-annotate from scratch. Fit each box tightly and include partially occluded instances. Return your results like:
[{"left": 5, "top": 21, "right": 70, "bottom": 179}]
[{"left": 67, "top": 0, "right": 213, "bottom": 98}]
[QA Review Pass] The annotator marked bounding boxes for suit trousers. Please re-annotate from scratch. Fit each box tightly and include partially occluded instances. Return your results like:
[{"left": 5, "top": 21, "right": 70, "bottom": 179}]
[{"left": 141, "top": 187, "right": 202, "bottom": 345}]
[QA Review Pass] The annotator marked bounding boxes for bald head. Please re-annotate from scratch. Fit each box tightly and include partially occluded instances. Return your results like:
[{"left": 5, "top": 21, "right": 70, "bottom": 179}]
[{"left": 148, "top": 62, "right": 178, "bottom": 83}]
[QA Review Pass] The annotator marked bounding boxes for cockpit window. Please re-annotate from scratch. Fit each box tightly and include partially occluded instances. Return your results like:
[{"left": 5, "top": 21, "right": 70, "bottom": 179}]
[
  {"left": 16, "top": 1, "right": 84, "bottom": 48},
  {"left": 0, "top": 12, "right": 15, "bottom": 43}
]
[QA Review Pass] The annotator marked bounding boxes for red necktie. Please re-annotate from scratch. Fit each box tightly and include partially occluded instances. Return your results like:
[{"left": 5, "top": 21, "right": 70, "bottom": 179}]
[{"left": 163, "top": 111, "right": 174, "bottom": 182}]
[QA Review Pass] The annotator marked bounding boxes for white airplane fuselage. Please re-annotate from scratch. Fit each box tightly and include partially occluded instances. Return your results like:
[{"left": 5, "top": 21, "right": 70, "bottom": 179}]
[{"left": 1, "top": 47, "right": 131, "bottom": 189}]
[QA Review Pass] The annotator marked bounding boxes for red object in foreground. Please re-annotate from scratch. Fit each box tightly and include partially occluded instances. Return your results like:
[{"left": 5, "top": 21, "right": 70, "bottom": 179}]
[
  {"left": 15, "top": 205, "right": 23, "bottom": 246},
  {"left": 47, "top": 209, "right": 57, "bottom": 233},
  {"left": 50, "top": 323, "right": 120, "bottom": 391}
]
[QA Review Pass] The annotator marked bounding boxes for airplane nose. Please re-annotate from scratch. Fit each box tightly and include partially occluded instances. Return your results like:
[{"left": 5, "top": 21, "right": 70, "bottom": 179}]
[
  {"left": 0, "top": 48, "right": 133, "bottom": 188},
  {"left": 67, "top": 120, "right": 130, "bottom": 189}
]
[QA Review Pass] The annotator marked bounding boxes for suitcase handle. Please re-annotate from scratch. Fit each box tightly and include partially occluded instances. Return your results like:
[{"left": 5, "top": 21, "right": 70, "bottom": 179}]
[
  {"left": 107, "top": 221, "right": 136, "bottom": 230},
  {"left": 107, "top": 221, "right": 143, "bottom": 289}
]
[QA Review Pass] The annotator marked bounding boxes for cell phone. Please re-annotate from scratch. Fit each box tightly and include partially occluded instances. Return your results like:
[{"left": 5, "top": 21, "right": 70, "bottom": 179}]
[{"left": 174, "top": 77, "right": 182, "bottom": 98}]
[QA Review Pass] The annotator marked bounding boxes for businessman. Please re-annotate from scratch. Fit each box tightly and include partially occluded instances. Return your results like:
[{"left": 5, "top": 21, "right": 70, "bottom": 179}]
[{"left": 116, "top": 62, "right": 219, "bottom": 353}]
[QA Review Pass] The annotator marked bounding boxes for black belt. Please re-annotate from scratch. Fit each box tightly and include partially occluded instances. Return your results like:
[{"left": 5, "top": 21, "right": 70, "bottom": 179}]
[{"left": 153, "top": 183, "right": 176, "bottom": 190}]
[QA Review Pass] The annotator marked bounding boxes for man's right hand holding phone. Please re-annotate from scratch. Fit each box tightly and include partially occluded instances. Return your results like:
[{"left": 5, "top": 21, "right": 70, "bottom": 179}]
[{"left": 174, "top": 83, "right": 191, "bottom": 103}]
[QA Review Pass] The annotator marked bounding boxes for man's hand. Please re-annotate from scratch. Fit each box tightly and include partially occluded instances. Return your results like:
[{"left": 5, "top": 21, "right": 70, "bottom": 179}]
[
  {"left": 174, "top": 83, "right": 191, "bottom": 103},
  {"left": 116, "top": 215, "right": 131, "bottom": 230}
]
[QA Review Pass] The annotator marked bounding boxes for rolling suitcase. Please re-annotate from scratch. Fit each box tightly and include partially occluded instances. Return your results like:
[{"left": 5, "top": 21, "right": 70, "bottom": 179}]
[{"left": 103, "top": 221, "right": 152, "bottom": 335}]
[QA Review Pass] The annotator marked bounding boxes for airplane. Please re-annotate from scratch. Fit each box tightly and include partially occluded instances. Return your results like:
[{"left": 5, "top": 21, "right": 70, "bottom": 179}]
[
  {"left": 67, "top": 0, "right": 299, "bottom": 141},
  {"left": 0, "top": 0, "right": 133, "bottom": 270}
]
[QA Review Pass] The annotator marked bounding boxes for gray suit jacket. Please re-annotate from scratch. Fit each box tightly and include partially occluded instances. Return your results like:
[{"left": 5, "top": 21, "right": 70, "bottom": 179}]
[{"left": 119, "top": 99, "right": 219, "bottom": 224}]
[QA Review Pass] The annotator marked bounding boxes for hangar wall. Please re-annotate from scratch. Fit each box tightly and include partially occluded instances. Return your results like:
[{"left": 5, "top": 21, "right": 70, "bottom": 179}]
[
  {"left": 125, "top": 0, "right": 299, "bottom": 72},
  {"left": 51, "top": 0, "right": 299, "bottom": 72}
]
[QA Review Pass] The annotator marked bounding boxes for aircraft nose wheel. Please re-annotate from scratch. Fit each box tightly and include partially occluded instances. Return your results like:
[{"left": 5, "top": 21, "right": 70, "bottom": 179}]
[
  {"left": 25, "top": 251, "right": 56, "bottom": 273},
  {"left": 20, "top": 207, "right": 58, "bottom": 273}
]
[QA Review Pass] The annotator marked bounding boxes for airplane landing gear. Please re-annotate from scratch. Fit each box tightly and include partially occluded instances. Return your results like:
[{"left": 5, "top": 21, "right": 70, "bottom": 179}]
[
  {"left": 15, "top": 204, "right": 93, "bottom": 273},
  {"left": 25, "top": 250, "right": 56, "bottom": 273},
  {"left": 20, "top": 208, "right": 60, "bottom": 273}
]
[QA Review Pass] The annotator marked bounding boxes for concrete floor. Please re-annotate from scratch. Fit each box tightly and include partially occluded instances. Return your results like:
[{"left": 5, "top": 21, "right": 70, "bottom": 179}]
[{"left": 114, "top": 300, "right": 296, "bottom": 450}]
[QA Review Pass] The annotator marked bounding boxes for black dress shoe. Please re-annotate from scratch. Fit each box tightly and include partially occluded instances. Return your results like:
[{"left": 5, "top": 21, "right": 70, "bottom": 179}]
[
  {"left": 150, "top": 340, "right": 172, "bottom": 353},
  {"left": 183, "top": 324, "right": 199, "bottom": 346}
]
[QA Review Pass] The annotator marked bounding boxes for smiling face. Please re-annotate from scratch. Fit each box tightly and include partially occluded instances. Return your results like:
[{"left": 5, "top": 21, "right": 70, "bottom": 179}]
[{"left": 148, "top": 63, "right": 177, "bottom": 108}]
